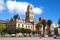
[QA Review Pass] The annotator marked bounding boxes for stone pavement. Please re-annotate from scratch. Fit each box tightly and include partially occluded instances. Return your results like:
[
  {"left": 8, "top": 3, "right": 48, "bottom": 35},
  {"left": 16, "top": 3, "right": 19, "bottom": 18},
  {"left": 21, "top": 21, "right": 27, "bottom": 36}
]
[{"left": 0, "top": 37, "right": 60, "bottom": 40}]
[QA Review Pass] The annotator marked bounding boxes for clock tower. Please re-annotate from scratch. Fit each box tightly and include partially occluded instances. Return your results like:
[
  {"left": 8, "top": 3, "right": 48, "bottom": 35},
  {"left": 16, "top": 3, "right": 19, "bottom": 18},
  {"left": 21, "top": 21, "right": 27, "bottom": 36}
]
[{"left": 25, "top": 4, "right": 34, "bottom": 22}]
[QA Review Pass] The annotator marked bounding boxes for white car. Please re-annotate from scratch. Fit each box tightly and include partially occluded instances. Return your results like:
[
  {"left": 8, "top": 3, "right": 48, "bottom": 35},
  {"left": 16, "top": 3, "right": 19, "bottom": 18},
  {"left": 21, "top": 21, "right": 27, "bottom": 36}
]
[
  {"left": 4, "top": 33, "right": 11, "bottom": 37},
  {"left": 0, "top": 34, "right": 1, "bottom": 37},
  {"left": 11, "top": 34, "right": 16, "bottom": 37},
  {"left": 44, "top": 35, "right": 48, "bottom": 38}
]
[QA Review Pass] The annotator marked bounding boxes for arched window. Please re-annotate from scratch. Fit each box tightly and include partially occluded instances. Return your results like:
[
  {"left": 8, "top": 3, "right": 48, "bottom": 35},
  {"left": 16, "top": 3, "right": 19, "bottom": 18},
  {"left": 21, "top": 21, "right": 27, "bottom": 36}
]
[
  {"left": 31, "top": 26, "right": 32, "bottom": 28},
  {"left": 22, "top": 24, "right": 23, "bottom": 28},
  {"left": 28, "top": 26, "right": 30, "bottom": 28},
  {"left": 26, "top": 26, "right": 27, "bottom": 28}
]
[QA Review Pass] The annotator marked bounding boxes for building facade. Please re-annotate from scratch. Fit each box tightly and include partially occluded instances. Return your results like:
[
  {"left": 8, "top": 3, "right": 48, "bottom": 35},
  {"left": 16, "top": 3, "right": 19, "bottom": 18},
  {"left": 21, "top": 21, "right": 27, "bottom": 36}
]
[
  {"left": 6, "top": 4, "right": 37, "bottom": 33},
  {"left": 6, "top": 4, "right": 55, "bottom": 35}
]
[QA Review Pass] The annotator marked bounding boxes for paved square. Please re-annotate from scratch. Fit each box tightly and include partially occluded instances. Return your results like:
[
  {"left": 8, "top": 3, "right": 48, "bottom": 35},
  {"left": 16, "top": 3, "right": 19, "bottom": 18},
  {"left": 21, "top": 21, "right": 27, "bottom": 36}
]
[{"left": 0, "top": 37, "right": 60, "bottom": 40}]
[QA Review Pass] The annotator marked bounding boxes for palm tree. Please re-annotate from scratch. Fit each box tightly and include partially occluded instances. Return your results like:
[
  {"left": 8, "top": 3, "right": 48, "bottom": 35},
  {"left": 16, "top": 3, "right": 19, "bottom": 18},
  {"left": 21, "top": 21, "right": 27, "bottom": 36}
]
[
  {"left": 41, "top": 19, "right": 46, "bottom": 36},
  {"left": 36, "top": 23, "right": 42, "bottom": 37},
  {"left": 47, "top": 20, "right": 52, "bottom": 36}
]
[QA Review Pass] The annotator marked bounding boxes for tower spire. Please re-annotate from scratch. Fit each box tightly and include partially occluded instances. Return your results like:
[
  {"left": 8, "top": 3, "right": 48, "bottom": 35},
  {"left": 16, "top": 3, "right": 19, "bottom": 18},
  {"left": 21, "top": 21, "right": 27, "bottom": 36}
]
[
  {"left": 27, "top": 4, "right": 32, "bottom": 11},
  {"left": 25, "top": 4, "right": 34, "bottom": 22}
]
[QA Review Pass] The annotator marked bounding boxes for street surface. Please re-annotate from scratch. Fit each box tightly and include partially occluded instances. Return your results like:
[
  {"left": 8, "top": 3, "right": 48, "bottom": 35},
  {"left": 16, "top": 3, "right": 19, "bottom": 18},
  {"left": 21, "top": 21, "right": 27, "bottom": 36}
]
[{"left": 0, "top": 37, "right": 60, "bottom": 40}]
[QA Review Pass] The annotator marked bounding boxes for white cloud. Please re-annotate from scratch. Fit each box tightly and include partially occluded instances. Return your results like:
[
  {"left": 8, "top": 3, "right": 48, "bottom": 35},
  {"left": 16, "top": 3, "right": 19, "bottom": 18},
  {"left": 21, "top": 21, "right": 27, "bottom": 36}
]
[
  {"left": 6, "top": 1, "right": 16, "bottom": 13},
  {"left": 33, "top": 7, "right": 43, "bottom": 14},
  {"left": 7, "top": 0, "right": 16, "bottom": 1},
  {"left": 6, "top": 1, "right": 43, "bottom": 14},
  {"left": 0, "top": 0, "right": 5, "bottom": 12},
  {"left": 0, "top": 0, "right": 43, "bottom": 14}
]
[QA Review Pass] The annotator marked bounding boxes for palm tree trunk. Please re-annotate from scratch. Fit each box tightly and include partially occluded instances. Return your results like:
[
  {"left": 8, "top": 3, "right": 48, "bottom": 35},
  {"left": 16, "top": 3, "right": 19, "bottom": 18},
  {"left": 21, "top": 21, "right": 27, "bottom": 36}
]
[
  {"left": 37, "top": 28, "right": 40, "bottom": 37},
  {"left": 43, "top": 27, "right": 45, "bottom": 36},
  {"left": 39, "top": 28, "right": 41, "bottom": 38},
  {"left": 38, "top": 29, "right": 39, "bottom": 36},
  {"left": 48, "top": 26, "right": 50, "bottom": 36}
]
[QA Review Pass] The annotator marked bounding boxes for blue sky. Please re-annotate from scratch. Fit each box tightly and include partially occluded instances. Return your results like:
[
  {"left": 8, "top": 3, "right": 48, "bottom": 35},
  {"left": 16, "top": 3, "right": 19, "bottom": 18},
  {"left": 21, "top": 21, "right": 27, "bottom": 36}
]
[{"left": 0, "top": 0, "right": 60, "bottom": 24}]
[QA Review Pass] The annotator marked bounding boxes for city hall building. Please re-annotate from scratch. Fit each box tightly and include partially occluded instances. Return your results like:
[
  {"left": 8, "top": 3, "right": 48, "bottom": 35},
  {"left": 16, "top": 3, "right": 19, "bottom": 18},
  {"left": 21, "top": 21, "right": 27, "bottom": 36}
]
[
  {"left": 6, "top": 4, "right": 38, "bottom": 33},
  {"left": 6, "top": 4, "right": 54, "bottom": 34}
]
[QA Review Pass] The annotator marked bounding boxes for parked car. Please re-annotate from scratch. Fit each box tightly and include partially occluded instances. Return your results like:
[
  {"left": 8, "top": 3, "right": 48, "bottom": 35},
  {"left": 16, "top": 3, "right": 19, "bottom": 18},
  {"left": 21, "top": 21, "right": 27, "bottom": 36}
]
[
  {"left": 31, "top": 34, "right": 39, "bottom": 37},
  {"left": 54, "top": 28, "right": 60, "bottom": 39},
  {"left": 11, "top": 34, "right": 16, "bottom": 37},
  {"left": 4, "top": 33, "right": 11, "bottom": 37},
  {"left": 0, "top": 34, "right": 1, "bottom": 37},
  {"left": 44, "top": 34, "right": 48, "bottom": 38},
  {"left": 54, "top": 34, "right": 60, "bottom": 39}
]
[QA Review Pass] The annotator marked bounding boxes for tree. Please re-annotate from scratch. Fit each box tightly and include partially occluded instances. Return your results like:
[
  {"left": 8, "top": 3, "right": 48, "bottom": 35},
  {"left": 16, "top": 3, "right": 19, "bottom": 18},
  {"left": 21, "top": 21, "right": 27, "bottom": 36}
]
[
  {"left": 20, "top": 28, "right": 26, "bottom": 35},
  {"left": 32, "top": 30, "right": 37, "bottom": 35},
  {"left": 47, "top": 20, "right": 52, "bottom": 36},
  {"left": 58, "top": 19, "right": 60, "bottom": 28},
  {"left": 2, "top": 28, "right": 11, "bottom": 34},
  {"left": 2, "top": 28, "right": 8, "bottom": 34},
  {"left": 58, "top": 18, "right": 60, "bottom": 24},
  {"left": 26, "top": 29, "right": 32, "bottom": 35},
  {"left": 16, "top": 28, "right": 21, "bottom": 33},
  {"left": 20, "top": 28, "right": 32, "bottom": 37},
  {"left": 0, "top": 22, "right": 5, "bottom": 34},
  {"left": 41, "top": 19, "right": 46, "bottom": 36},
  {"left": 36, "top": 23, "right": 42, "bottom": 37}
]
